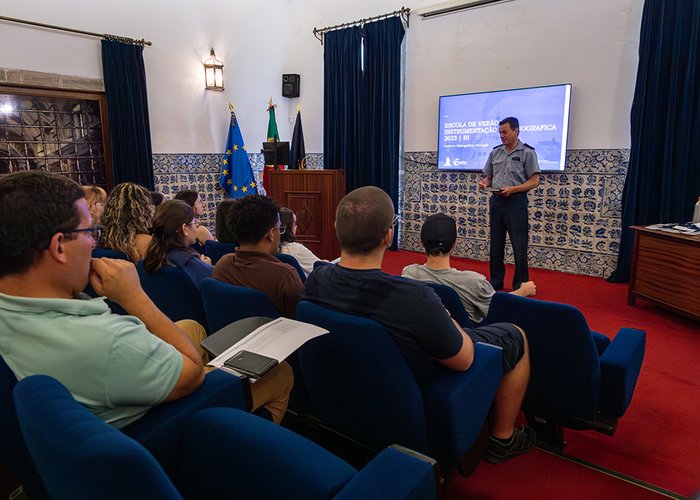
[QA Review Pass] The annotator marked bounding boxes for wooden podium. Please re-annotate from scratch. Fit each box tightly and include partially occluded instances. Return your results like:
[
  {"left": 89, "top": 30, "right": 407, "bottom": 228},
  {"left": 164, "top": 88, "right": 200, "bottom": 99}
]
[{"left": 267, "top": 169, "right": 346, "bottom": 260}]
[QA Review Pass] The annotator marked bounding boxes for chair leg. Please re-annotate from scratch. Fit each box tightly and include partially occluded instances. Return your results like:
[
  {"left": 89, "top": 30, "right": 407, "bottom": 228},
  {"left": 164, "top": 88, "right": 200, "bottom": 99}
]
[
  {"left": 527, "top": 413, "right": 566, "bottom": 452},
  {"left": 456, "top": 418, "right": 489, "bottom": 477}
]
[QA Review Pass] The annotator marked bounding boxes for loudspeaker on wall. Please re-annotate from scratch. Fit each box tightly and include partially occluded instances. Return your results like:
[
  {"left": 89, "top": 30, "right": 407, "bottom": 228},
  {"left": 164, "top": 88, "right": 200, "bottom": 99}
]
[{"left": 282, "top": 74, "right": 300, "bottom": 98}]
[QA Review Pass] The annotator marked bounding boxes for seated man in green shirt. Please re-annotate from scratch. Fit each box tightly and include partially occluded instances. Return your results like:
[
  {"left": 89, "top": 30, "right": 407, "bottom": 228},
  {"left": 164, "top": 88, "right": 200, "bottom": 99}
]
[{"left": 0, "top": 171, "right": 291, "bottom": 427}]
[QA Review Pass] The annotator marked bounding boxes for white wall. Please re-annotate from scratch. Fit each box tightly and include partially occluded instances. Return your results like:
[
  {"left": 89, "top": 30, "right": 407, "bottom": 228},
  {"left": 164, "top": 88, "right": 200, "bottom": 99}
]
[{"left": 0, "top": 0, "right": 642, "bottom": 153}]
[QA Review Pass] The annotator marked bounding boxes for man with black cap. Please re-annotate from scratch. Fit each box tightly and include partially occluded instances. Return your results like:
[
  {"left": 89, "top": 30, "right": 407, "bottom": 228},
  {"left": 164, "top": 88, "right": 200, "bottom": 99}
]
[{"left": 403, "top": 213, "right": 536, "bottom": 324}]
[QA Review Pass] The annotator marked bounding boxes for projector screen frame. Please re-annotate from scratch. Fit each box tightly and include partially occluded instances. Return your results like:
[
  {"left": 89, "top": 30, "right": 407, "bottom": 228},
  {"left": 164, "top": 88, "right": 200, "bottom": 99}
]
[{"left": 436, "top": 83, "right": 572, "bottom": 173}]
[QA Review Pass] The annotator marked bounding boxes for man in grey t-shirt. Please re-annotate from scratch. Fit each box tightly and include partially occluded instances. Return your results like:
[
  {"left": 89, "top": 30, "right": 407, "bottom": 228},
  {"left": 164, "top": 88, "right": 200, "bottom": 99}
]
[
  {"left": 402, "top": 213, "right": 536, "bottom": 323},
  {"left": 478, "top": 117, "right": 540, "bottom": 291}
]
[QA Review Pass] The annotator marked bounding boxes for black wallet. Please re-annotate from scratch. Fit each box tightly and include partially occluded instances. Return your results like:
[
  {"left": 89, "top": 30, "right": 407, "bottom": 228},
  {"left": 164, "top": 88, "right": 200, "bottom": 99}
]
[{"left": 223, "top": 350, "right": 278, "bottom": 379}]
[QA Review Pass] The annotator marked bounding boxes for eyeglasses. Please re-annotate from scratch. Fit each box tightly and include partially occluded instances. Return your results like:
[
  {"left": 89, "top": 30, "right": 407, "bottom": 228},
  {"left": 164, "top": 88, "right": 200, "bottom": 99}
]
[
  {"left": 386, "top": 213, "right": 399, "bottom": 232},
  {"left": 275, "top": 223, "right": 287, "bottom": 235},
  {"left": 62, "top": 225, "right": 103, "bottom": 242}
]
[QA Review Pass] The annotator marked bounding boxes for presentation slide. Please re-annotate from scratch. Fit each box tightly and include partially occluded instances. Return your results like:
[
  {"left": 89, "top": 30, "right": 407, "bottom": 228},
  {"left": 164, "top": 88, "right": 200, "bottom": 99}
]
[{"left": 437, "top": 84, "right": 572, "bottom": 171}]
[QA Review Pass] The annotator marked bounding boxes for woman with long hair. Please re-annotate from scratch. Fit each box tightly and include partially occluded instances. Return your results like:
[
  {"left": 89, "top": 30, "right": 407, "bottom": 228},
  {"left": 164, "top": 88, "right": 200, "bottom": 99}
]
[
  {"left": 174, "top": 190, "right": 215, "bottom": 249},
  {"left": 143, "top": 200, "right": 213, "bottom": 289},
  {"left": 100, "top": 183, "right": 154, "bottom": 261},
  {"left": 278, "top": 207, "right": 328, "bottom": 276},
  {"left": 83, "top": 185, "right": 107, "bottom": 224}
]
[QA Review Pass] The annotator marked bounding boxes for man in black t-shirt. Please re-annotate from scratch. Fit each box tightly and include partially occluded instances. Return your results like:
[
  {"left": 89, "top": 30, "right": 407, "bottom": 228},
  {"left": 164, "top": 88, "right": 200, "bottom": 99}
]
[{"left": 303, "top": 186, "right": 535, "bottom": 464}]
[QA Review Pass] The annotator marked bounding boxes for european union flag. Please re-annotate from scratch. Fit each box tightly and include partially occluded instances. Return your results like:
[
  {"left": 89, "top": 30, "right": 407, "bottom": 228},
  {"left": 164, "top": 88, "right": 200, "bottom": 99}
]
[{"left": 221, "top": 111, "right": 257, "bottom": 198}]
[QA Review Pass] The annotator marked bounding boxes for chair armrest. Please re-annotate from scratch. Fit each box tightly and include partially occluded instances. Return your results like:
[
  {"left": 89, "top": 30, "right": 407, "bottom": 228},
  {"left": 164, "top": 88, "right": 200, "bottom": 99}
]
[
  {"left": 122, "top": 369, "right": 248, "bottom": 478},
  {"left": 599, "top": 328, "right": 646, "bottom": 418},
  {"left": 334, "top": 445, "right": 438, "bottom": 500},
  {"left": 421, "top": 343, "right": 503, "bottom": 468}
]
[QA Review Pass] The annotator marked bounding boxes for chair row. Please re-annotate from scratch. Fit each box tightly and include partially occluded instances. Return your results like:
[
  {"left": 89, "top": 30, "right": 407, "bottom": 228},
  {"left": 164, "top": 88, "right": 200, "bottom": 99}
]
[
  {"left": 0, "top": 355, "right": 247, "bottom": 500},
  {"left": 14, "top": 374, "right": 438, "bottom": 500}
]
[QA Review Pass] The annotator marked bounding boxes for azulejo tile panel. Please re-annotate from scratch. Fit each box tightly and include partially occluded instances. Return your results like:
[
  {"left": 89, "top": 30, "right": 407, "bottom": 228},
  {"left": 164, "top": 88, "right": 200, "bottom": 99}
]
[
  {"left": 153, "top": 149, "right": 627, "bottom": 278},
  {"left": 153, "top": 153, "right": 324, "bottom": 234},
  {"left": 400, "top": 149, "right": 629, "bottom": 278}
]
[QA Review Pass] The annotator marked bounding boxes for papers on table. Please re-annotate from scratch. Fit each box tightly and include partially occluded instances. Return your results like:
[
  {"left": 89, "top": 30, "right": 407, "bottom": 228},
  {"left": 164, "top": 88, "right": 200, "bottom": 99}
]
[{"left": 646, "top": 223, "right": 700, "bottom": 235}]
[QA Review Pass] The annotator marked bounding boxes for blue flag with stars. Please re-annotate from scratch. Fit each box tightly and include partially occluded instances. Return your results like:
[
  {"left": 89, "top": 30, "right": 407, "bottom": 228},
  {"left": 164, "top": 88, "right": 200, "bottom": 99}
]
[{"left": 220, "top": 112, "right": 257, "bottom": 198}]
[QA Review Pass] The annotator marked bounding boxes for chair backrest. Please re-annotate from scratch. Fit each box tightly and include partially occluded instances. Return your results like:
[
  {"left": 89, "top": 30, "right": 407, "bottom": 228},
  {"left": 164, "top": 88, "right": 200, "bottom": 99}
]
[
  {"left": 313, "top": 259, "right": 331, "bottom": 271},
  {"left": 204, "top": 240, "right": 237, "bottom": 265},
  {"left": 426, "top": 282, "right": 475, "bottom": 328},
  {"left": 0, "top": 357, "right": 49, "bottom": 499},
  {"left": 92, "top": 247, "right": 130, "bottom": 260},
  {"left": 275, "top": 252, "right": 307, "bottom": 283},
  {"left": 136, "top": 261, "right": 208, "bottom": 331},
  {"left": 179, "top": 408, "right": 357, "bottom": 499},
  {"left": 295, "top": 301, "right": 430, "bottom": 454},
  {"left": 200, "top": 278, "right": 280, "bottom": 332},
  {"left": 484, "top": 292, "right": 602, "bottom": 419},
  {"left": 179, "top": 408, "right": 437, "bottom": 500},
  {"left": 14, "top": 375, "right": 181, "bottom": 500}
]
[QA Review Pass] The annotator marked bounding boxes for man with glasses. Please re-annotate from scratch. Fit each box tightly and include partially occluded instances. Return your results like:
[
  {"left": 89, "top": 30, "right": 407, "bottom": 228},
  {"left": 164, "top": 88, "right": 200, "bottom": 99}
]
[
  {"left": 212, "top": 194, "right": 303, "bottom": 318},
  {"left": 304, "top": 186, "right": 536, "bottom": 464},
  {"left": 0, "top": 171, "right": 206, "bottom": 428}
]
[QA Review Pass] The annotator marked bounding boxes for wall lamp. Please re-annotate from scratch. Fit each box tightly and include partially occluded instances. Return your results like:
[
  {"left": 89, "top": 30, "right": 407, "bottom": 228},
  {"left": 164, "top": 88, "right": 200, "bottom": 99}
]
[{"left": 204, "top": 48, "right": 224, "bottom": 91}]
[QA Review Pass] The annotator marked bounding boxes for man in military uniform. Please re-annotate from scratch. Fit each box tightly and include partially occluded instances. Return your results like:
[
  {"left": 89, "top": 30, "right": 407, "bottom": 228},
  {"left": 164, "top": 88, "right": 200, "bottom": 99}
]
[{"left": 479, "top": 117, "right": 540, "bottom": 291}]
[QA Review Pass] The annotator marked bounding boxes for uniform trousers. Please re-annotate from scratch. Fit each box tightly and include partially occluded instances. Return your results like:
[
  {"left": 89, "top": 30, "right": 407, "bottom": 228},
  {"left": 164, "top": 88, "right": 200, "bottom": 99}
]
[{"left": 488, "top": 193, "right": 529, "bottom": 290}]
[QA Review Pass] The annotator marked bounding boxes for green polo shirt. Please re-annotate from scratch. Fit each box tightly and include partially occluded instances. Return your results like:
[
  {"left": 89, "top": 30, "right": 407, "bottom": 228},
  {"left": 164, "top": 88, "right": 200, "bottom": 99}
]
[{"left": 0, "top": 292, "right": 182, "bottom": 428}]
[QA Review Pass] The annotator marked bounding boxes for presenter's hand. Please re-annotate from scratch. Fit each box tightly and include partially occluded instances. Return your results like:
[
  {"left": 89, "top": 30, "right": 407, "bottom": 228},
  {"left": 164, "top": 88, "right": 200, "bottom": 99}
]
[
  {"left": 478, "top": 178, "right": 490, "bottom": 190},
  {"left": 89, "top": 258, "right": 145, "bottom": 305},
  {"left": 499, "top": 186, "right": 516, "bottom": 197}
]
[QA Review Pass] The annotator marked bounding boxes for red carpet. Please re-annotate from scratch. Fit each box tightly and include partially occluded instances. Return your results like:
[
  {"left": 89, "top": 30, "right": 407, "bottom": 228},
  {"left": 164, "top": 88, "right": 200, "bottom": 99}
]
[
  {"left": 444, "top": 449, "right": 669, "bottom": 499},
  {"left": 383, "top": 250, "right": 700, "bottom": 497}
]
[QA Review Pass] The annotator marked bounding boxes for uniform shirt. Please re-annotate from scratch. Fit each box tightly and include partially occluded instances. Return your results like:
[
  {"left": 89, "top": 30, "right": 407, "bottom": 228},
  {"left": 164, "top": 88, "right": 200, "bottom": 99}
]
[
  {"left": 483, "top": 140, "right": 540, "bottom": 189},
  {"left": 0, "top": 292, "right": 182, "bottom": 429},
  {"left": 212, "top": 249, "right": 304, "bottom": 318}
]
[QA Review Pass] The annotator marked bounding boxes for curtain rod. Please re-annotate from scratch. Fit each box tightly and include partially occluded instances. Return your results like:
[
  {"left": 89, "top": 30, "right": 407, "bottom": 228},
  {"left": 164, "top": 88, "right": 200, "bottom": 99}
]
[
  {"left": 313, "top": 7, "right": 410, "bottom": 45},
  {"left": 0, "top": 14, "right": 152, "bottom": 46}
]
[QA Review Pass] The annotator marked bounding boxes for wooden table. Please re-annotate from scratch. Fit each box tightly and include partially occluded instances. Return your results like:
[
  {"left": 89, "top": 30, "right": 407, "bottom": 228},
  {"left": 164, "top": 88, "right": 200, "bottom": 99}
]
[{"left": 628, "top": 225, "right": 700, "bottom": 321}]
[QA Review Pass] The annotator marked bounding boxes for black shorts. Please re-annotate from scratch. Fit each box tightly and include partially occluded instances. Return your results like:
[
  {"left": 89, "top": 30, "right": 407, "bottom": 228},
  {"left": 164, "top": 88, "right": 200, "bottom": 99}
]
[{"left": 466, "top": 323, "right": 525, "bottom": 373}]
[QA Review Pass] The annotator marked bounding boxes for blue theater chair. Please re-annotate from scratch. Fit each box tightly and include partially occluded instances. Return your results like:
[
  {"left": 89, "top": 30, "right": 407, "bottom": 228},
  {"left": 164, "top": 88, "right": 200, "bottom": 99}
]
[
  {"left": 482, "top": 292, "right": 646, "bottom": 451},
  {"left": 204, "top": 240, "right": 237, "bottom": 265},
  {"left": 15, "top": 376, "right": 437, "bottom": 500},
  {"left": 425, "top": 282, "right": 475, "bottom": 328},
  {"left": 200, "top": 278, "right": 279, "bottom": 332},
  {"left": 295, "top": 300, "right": 503, "bottom": 474},
  {"left": 136, "top": 260, "right": 208, "bottom": 331},
  {"left": 275, "top": 252, "right": 307, "bottom": 282},
  {"left": 0, "top": 356, "right": 49, "bottom": 499},
  {"left": 92, "top": 247, "right": 130, "bottom": 260},
  {"left": 180, "top": 408, "right": 439, "bottom": 500},
  {"left": 1, "top": 354, "right": 247, "bottom": 492}
]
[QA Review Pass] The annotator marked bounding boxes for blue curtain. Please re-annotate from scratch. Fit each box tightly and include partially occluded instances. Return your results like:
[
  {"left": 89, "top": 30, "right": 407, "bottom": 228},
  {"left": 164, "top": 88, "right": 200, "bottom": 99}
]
[
  {"left": 101, "top": 40, "right": 155, "bottom": 190},
  {"left": 323, "top": 27, "right": 364, "bottom": 176},
  {"left": 609, "top": 0, "right": 700, "bottom": 282},
  {"left": 364, "top": 17, "right": 405, "bottom": 250},
  {"left": 323, "top": 17, "right": 405, "bottom": 249}
]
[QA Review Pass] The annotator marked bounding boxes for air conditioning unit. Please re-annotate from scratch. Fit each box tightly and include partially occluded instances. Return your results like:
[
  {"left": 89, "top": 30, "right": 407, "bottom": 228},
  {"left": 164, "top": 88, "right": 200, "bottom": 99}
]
[{"left": 416, "top": 0, "right": 515, "bottom": 19}]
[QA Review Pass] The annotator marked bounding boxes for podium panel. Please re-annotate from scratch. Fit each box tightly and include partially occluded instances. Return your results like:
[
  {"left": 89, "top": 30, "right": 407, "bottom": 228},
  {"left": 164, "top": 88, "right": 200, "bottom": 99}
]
[{"left": 268, "top": 170, "right": 346, "bottom": 260}]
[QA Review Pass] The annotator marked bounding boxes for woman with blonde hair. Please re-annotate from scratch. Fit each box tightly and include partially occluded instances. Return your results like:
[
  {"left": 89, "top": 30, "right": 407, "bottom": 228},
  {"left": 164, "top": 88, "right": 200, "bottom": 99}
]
[
  {"left": 143, "top": 200, "right": 213, "bottom": 289},
  {"left": 100, "top": 182, "right": 155, "bottom": 261},
  {"left": 83, "top": 185, "right": 107, "bottom": 224}
]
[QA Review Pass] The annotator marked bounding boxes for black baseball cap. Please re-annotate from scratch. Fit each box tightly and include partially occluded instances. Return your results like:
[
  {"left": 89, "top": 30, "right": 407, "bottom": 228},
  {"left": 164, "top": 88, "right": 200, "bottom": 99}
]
[{"left": 420, "top": 213, "right": 456, "bottom": 254}]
